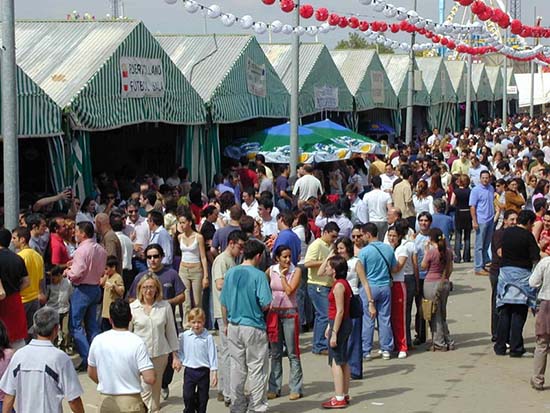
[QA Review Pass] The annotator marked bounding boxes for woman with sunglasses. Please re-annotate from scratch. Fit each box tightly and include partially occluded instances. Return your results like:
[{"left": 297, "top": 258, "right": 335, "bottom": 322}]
[{"left": 130, "top": 273, "right": 181, "bottom": 412}]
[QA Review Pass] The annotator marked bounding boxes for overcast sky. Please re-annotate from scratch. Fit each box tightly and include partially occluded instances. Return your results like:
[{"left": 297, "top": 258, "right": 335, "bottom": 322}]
[{"left": 11, "top": 0, "right": 550, "bottom": 48}]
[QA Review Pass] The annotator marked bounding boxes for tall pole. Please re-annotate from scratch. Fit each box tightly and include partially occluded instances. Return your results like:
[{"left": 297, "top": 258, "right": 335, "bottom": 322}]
[
  {"left": 502, "top": 0, "right": 508, "bottom": 130},
  {"left": 2, "top": 0, "right": 19, "bottom": 230},
  {"left": 112, "top": 0, "right": 119, "bottom": 18},
  {"left": 405, "top": 0, "right": 417, "bottom": 145},
  {"left": 529, "top": 11, "right": 541, "bottom": 118},
  {"left": 289, "top": 1, "right": 300, "bottom": 178},
  {"left": 465, "top": 11, "right": 473, "bottom": 129}
]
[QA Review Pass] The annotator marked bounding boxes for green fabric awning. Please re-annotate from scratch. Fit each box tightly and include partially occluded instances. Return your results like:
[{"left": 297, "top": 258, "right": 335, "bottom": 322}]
[
  {"left": 7, "top": 20, "right": 206, "bottom": 130},
  {"left": 261, "top": 43, "right": 354, "bottom": 117},
  {"left": 330, "top": 49, "right": 398, "bottom": 112},
  {"left": 486, "top": 66, "right": 504, "bottom": 101},
  {"left": 471, "top": 63, "right": 494, "bottom": 103},
  {"left": 379, "top": 54, "right": 430, "bottom": 109},
  {"left": 0, "top": 53, "right": 62, "bottom": 138},
  {"left": 157, "top": 35, "right": 289, "bottom": 124}
]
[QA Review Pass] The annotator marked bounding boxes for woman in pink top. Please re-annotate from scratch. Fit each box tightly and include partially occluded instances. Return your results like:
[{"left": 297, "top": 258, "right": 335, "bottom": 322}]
[
  {"left": 0, "top": 321, "right": 14, "bottom": 412},
  {"left": 421, "top": 228, "right": 454, "bottom": 351},
  {"left": 266, "top": 245, "right": 304, "bottom": 401}
]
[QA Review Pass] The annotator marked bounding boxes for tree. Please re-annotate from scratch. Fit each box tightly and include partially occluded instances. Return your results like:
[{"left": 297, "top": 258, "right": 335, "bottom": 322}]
[{"left": 334, "top": 32, "right": 395, "bottom": 54}]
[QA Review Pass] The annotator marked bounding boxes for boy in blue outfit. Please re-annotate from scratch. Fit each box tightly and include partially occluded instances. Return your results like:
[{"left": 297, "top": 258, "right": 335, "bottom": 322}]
[{"left": 179, "top": 308, "right": 218, "bottom": 413}]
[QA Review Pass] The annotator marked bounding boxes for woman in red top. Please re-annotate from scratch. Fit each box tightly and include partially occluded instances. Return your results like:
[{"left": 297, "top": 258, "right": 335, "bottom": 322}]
[{"left": 322, "top": 256, "right": 353, "bottom": 409}]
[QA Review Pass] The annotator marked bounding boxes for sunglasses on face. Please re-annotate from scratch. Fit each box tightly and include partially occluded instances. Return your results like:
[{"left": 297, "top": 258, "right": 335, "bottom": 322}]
[{"left": 146, "top": 254, "right": 160, "bottom": 260}]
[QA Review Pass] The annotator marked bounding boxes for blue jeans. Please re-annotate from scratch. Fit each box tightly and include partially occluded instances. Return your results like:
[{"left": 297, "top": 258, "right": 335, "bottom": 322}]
[
  {"left": 474, "top": 222, "right": 494, "bottom": 271},
  {"left": 268, "top": 310, "right": 304, "bottom": 395},
  {"left": 347, "top": 314, "right": 363, "bottom": 378},
  {"left": 70, "top": 284, "right": 101, "bottom": 363},
  {"left": 296, "top": 266, "right": 313, "bottom": 327},
  {"left": 307, "top": 284, "right": 330, "bottom": 353},
  {"left": 360, "top": 284, "right": 393, "bottom": 355}
]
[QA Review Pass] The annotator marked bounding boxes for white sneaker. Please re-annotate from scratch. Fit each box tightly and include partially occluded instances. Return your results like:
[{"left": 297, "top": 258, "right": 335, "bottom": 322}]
[
  {"left": 398, "top": 351, "right": 408, "bottom": 359},
  {"left": 363, "top": 354, "right": 372, "bottom": 361},
  {"left": 381, "top": 350, "right": 391, "bottom": 360},
  {"left": 377, "top": 349, "right": 383, "bottom": 354}
]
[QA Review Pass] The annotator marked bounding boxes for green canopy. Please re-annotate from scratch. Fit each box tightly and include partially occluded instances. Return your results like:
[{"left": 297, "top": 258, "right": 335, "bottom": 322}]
[
  {"left": 224, "top": 122, "right": 351, "bottom": 164},
  {"left": 330, "top": 49, "right": 398, "bottom": 111},
  {"left": 379, "top": 54, "right": 430, "bottom": 109},
  {"left": 0, "top": 56, "right": 63, "bottom": 138},
  {"left": 156, "top": 34, "right": 289, "bottom": 124},
  {"left": 416, "top": 57, "right": 457, "bottom": 133},
  {"left": 471, "top": 63, "right": 493, "bottom": 102},
  {"left": 486, "top": 65, "right": 504, "bottom": 101},
  {"left": 261, "top": 43, "right": 354, "bottom": 117},
  {"left": 9, "top": 20, "right": 206, "bottom": 130}
]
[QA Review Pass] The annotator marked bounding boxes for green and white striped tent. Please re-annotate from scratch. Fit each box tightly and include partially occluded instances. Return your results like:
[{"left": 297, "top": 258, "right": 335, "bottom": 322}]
[
  {"left": 261, "top": 43, "right": 354, "bottom": 117},
  {"left": 471, "top": 63, "right": 493, "bottom": 125},
  {"left": 504, "top": 66, "right": 519, "bottom": 114},
  {"left": 156, "top": 34, "right": 289, "bottom": 124},
  {"left": 379, "top": 54, "right": 430, "bottom": 135},
  {"left": 416, "top": 57, "right": 457, "bottom": 133},
  {"left": 486, "top": 65, "right": 504, "bottom": 118},
  {"left": 486, "top": 65, "right": 504, "bottom": 101},
  {"left": 7, "top": 20, "right": 207, "bottom": 197},
  {"left": 330, "top": 49, "right": 398, "bottom": 112},
  {"left": 0, "top": 54, "right": 65, "bottom": 195},
  {"left": 444, "top": 59, "right": 473, "bottom": 129},
  {"left": 471, "top": 63, "right": 493, "bottom": 102}
]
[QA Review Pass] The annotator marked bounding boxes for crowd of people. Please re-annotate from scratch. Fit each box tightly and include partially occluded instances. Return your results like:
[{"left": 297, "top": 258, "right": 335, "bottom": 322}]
[{"left": 1, "top": 113, "right": 550, "bottom": 411}]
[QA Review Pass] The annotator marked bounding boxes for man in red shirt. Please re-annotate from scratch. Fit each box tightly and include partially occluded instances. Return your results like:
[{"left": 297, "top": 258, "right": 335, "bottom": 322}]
[
  {"left": 238, "top": 156, "right": 258, "bottom": 190},
  {"left": 49, "top": 217, "right": 70, "bottom": 266}
]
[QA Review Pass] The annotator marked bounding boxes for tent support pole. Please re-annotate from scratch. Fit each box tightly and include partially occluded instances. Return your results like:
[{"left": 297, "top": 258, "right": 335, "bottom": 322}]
[
  {"left": 405, "top": 0, "right": 417, "bottom": 145},
  {"left": 2, "top": 0, "right": 18, "bottom": 230},
  {"left": 290, "top": 1, "right": 300, "bottom": 177}
]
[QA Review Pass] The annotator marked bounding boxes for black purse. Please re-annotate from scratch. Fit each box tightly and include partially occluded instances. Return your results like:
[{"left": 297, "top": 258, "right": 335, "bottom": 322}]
[{"left": 349, "top": 294, "right": 363, "bottom": 319}]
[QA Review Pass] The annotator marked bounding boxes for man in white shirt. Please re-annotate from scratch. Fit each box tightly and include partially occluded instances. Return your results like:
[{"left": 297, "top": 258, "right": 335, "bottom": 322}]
[
  {"left": 363, "top": 176, "right": 393, "bottom": 241},
  {"left": 147, "top": 210, "right": 173, "bottom": 266},
  {"left": 0, "top": 307, "right": 85, "bottom": 413},
  {"left": 468, "top": 155, "right": 489, "bottom": 187},
  {"left": 427, "top": 128, "right": 442, "bottom": 146},
  {"left": 345, "top": 184, "right": 368, "bottom": 225},
  {"left": 241, "top": 188, "right": 259, "bottom": 219},
  {"left": 88, "top": 299, "right": 155, "bottom": 412},
  {"left": 111, "top": 213, "right": 135, "bottom": 293},
  {"left": 380, "top": 164, "right": 399, "bottom": 193},
  {"left": 258, "top": 198, "right": 278, "bottom": 238},
  {"left": 124, "top": 200, "right": 150, "bottom": 273},
  {"left": 292, "top": 164, "right": 323, "bottom": 206}
]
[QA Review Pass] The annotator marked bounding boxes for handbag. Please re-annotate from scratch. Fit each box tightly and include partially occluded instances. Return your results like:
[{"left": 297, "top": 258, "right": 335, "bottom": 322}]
[
  {"left": 421, "top": 298, "right": 435, "bottom": 321},
  {"left": 349, "top": 294, "right": 363, "bottom": 319}
]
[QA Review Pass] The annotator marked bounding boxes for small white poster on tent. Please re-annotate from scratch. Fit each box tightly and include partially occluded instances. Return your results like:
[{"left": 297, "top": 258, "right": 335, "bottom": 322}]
[
  {"left": 371, "top": 71, "right": 385, "bottom": 104},
  {"left": 120, "top": 57, "right": 164, "bottom": 98},
  {"left": 246, "top": 58, "right": 267, "bottom": 98},
  {"left": 314, "top": 86, "right": 339, "bottom": 109}
]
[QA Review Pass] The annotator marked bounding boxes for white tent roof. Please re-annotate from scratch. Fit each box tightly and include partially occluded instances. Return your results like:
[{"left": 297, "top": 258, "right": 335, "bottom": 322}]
[{"left": 515, "top": 72, "right": 550, "bottom": 107}]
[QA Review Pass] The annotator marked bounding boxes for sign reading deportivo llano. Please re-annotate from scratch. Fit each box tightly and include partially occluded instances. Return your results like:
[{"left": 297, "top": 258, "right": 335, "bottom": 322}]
[{"left": 120, "top": 57, "right": 165, "bottom": 98}]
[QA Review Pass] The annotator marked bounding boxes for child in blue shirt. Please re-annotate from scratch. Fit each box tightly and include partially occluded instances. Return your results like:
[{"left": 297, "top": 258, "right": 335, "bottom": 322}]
[{"left": 178, "top": 308, "right": 218, "bottom": 413}]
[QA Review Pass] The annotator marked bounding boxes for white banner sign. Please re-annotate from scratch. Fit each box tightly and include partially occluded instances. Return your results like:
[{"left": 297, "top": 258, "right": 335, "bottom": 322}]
[
  {"left": 507, "top": 85, "right": 518, "bottom": 95},
  {"left": 371, "top": 71, "right": 385, "bottom": 104},
  {"left": 314, "top": 85, "right": 339, "bottom": 109},
  {"left": 246, "top": 58, "right": 267, "bottom": 98},
  {"left": 120, "top": 57, "right": 164, "bottom": 98}
]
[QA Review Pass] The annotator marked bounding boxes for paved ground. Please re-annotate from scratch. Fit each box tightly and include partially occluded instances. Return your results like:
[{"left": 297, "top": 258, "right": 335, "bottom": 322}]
[{"left": 73, "top": 262, "right": 550, "bottom": 412}]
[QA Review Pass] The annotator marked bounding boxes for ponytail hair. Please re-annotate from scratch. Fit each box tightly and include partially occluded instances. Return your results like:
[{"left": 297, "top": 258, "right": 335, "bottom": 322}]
[{"left": 428, "top": 228, "right": 447, "bottom": 268}]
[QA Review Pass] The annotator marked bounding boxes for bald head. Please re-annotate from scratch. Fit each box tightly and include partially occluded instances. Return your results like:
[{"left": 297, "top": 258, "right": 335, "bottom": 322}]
[
  {"left": 95, "top": 213, "right": 111, "bottom": 234},
  {"left": 387, "top": 207, "right": 402, "bottom": 225}
]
